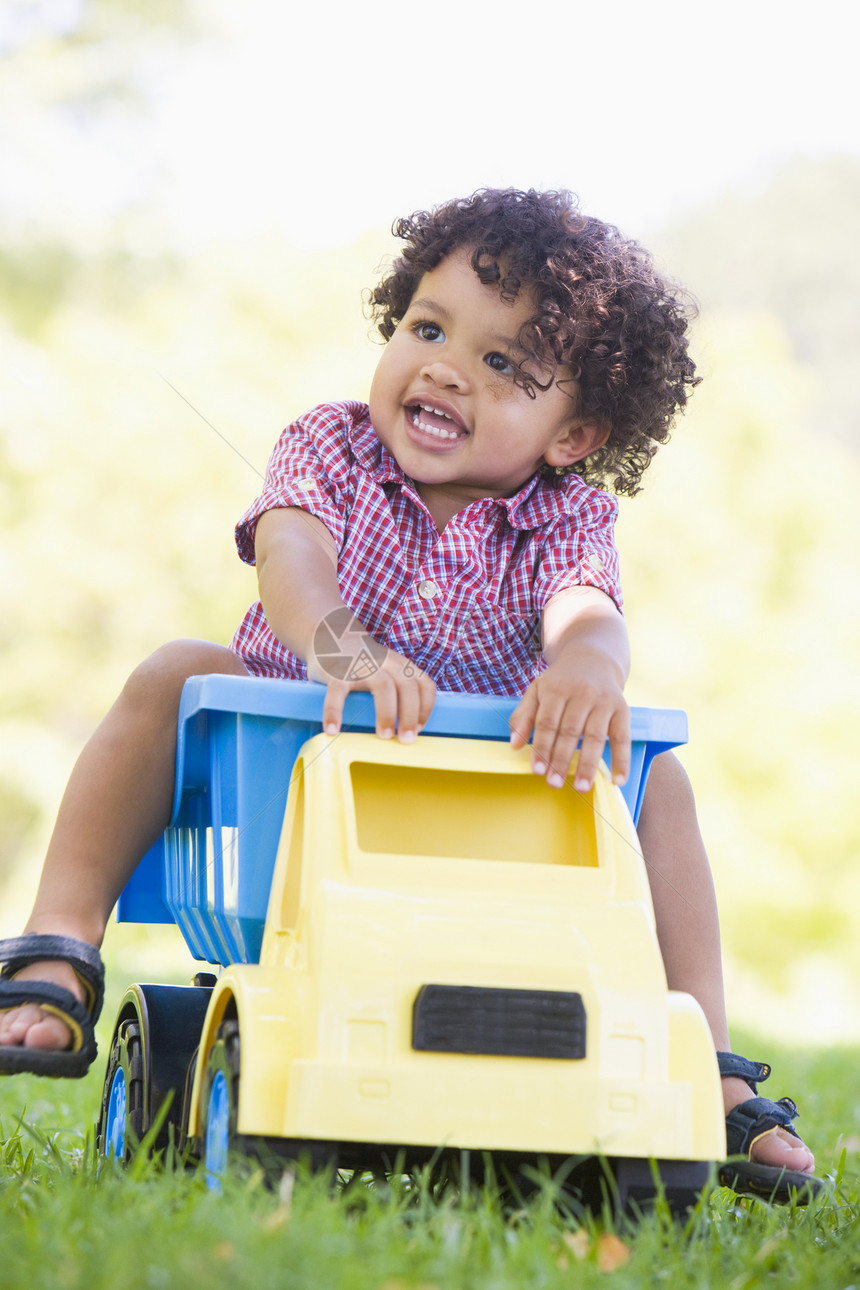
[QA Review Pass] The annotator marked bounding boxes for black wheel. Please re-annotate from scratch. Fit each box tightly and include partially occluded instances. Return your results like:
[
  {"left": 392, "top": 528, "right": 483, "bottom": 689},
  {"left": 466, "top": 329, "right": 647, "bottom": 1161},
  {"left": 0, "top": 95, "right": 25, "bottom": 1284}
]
[
  {"left": 200, "top": 1019, "right": 241, "bottom": 1191},
  {"left": 96, "top": 983, "right": 214, "bottom": 1167},
  {"left": 610, "top": 1157, "right": 710, "bottom": 1218},
  {"left": 97, "top": 1018, "right": 145, "bottom": 1163}
]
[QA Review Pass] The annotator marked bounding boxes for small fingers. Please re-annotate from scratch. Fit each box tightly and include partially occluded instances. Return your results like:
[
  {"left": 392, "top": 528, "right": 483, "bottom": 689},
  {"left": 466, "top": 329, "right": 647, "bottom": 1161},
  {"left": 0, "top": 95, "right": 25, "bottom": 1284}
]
[
  {"left": 607, "top": 706, "right": 631, "bottom": 788},
  {"left": 322, "top": 680, "right": 349, "bottom": 736},
  {"left": 525, "top": 703, "right": 625, "bottom": 794},
  {"left": 513, "top": 680, "right": 630, "bottom": 794},
  {"left": 511, "top": 689, "right": 588, "bottom": 789},
  {"left": 509, "top": 687, "right": 537, "bottom": 750},
  {"left": 392, "top": 669, "right": 420, "bottom": 743},
  {"left": 572, "top": 727, "right": 609, "bottom": 792},
  {"left": 531, "top": 702, "right": 579, "bottom": 789},
  {"left": 323, "top": 657, "right": 436, "bottom": 744},
  {"left": 369, "top": 670, "right": 398, "bottom": 738},
  {"left": 414, "top": 669, "right": 437, "bottom": 732},
  {"left": 322, "top": 672, "right": 398, "bottom": 739},
  {"left": 540, "top": 717, "right": 582, "bottom": 789},
  {"left": 388, "top": 657, "right": 436, "bottom": 742},
  {"left": 573, "top": 702, "right": 630, "bottom": 792}
]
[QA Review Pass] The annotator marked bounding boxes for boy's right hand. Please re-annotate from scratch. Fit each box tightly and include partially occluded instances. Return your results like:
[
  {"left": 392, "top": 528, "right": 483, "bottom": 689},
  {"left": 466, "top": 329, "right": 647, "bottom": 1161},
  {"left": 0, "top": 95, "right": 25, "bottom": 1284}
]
[{"left": 307, "top": 631, "right": 436, "bottom": 742}]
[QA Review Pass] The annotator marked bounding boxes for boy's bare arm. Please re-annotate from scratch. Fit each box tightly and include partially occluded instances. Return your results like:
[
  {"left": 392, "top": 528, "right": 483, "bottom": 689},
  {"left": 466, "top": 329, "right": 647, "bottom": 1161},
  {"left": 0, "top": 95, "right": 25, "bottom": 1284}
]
[
  {"left": 255, "top": 507, "right": 345, "bottom": 657},
  {"left": 254, "top": 508, "right": 435, "bottom": 739},
  {"left": 509, "top": 586, "right": 631, "bottom": 792}
]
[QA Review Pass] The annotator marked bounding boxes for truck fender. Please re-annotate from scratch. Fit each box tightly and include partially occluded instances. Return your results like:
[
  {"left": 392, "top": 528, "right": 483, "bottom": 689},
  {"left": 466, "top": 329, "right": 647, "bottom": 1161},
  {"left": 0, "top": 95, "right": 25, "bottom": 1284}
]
[
  {"left": 667, "top": 991, "right": 727, "bottom": 1159},
  {"left": 187, "top": 966, "right": 295, "bottom": 1139}
]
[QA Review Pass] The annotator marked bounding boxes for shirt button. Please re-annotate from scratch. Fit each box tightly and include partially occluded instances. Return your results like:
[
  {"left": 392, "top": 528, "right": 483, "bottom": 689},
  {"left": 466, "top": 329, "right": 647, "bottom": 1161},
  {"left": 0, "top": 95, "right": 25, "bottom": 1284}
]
[
  {"left": 417, "top": 579, "right": 439, "bottom": 600},
  {"left": 295, "top": 478, "right": 316, "bottom": 493},
  {"left": 585, "top": 553, "right": 605, "bottom": 572}
]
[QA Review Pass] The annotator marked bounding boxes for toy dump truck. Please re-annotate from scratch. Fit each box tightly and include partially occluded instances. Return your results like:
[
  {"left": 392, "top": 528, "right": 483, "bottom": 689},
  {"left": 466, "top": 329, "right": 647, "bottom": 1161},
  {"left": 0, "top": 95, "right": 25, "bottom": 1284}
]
[{"left": 98, "top": 675, "right": 725, "bottom": 1210}]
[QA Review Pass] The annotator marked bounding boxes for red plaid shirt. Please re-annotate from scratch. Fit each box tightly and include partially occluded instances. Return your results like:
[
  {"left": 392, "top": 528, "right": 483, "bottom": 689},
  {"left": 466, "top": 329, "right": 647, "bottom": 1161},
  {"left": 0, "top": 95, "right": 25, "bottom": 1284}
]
[{"left": 231, "top": 401, "right": 622, "bottom": 699}]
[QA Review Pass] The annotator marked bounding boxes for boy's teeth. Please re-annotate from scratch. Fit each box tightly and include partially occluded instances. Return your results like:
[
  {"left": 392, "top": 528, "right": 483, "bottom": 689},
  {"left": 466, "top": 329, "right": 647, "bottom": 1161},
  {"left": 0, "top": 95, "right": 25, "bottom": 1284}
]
[{"left": 411, "top": 405, "right": 459, "bottom": 440}]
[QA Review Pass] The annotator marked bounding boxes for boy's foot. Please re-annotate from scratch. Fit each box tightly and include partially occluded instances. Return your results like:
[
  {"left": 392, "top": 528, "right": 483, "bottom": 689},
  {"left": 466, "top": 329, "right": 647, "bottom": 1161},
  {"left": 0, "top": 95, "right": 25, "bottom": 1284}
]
[
  {"left": 722, "top": 1074, "right": 815, "bottom": 1173},
  {"left": 0, "top": 959, "right": 84, "bottom": 1051},
  {"left": 0, "top": 934, "right": 105, "bottom": 1076}
]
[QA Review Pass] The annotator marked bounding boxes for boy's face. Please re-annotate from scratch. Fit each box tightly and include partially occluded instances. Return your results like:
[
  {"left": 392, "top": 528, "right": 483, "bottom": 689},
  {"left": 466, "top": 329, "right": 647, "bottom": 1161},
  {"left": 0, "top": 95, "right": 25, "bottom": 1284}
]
[{"left": 368, "top": 249, "right": 605, "bottom": 523}]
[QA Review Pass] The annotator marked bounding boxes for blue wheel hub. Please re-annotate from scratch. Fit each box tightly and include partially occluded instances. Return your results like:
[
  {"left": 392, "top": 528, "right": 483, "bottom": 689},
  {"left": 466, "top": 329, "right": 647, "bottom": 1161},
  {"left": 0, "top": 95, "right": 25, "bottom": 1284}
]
[
  {"left": 205, "top": 1069, "right": 230, "bottom": 1192},
  {"left": 105, "top": 1065, "right": 127, "bottom": 1160}
]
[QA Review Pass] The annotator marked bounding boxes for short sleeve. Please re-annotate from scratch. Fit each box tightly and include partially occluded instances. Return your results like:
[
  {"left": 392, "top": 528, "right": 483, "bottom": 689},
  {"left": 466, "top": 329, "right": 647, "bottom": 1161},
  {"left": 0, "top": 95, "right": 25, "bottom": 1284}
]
[
  {"left": 532, "top": 491, "right": 623, "bottom": 613},
  {"left": 234, "top": 406, "right": 351, "bottom": 565}
]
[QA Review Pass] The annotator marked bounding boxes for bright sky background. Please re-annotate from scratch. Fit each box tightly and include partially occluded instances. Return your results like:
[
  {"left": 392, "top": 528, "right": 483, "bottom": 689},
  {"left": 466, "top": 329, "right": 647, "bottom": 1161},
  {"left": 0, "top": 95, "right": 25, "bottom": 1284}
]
[
  {"left": 157, "top": 0, "right": 860, "bottom": 246},
  {"left": 5, "top": 0, "right": 859, "bottom": 250}
]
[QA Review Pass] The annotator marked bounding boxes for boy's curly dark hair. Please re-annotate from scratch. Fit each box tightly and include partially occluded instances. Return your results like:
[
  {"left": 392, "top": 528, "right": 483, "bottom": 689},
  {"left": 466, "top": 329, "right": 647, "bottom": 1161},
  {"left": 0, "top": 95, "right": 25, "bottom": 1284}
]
[{"left": 367, "top": 188, "right": 699, "bottom": 495}]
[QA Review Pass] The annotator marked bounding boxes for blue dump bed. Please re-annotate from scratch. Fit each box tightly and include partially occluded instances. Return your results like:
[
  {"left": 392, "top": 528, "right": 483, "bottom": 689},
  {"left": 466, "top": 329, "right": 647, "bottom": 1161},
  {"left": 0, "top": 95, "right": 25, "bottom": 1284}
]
[{"left": 116, "top": 676, "right": 687, "bottom": 966}]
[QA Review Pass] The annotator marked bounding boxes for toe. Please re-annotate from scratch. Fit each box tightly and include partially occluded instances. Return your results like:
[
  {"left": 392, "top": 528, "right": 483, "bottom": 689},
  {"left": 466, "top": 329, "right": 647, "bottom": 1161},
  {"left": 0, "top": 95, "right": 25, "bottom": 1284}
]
[
  {"left": 0, "top": 1002, "right": 74, "bottom": 1052},
  {"left": 750, "top": 1125, "right": 815, "bottom": 1175},
  {"left": 23, "top": 1013, "right": 75, "bottom": 1051},
  {"left": 0, "top": 1002, "right": 43, "bottom": 1045}
]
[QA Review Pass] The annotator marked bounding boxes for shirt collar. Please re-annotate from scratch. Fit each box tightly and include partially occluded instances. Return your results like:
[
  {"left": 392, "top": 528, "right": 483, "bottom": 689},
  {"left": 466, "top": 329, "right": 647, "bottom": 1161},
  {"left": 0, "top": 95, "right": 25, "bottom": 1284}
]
[{"left": 492, "top": 471, "right": 584, "bottom": 529}]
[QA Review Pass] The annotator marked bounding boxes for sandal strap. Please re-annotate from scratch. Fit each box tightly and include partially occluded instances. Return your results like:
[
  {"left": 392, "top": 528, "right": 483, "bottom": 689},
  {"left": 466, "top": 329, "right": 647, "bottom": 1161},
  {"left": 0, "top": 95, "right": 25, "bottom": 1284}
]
[
  {"left": 724, "top": 1094, "right": 801, "bottom": 1157},
  {"left": 717, "top": 1050, "right": 772, "bottom": 1092}
]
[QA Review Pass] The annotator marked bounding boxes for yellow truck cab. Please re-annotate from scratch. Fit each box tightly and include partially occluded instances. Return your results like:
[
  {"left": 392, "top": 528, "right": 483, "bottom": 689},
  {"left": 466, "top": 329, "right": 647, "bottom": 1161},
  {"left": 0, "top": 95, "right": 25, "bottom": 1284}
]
[{"left": 101, "top": 676, "right": 725, "bottom": 1211}]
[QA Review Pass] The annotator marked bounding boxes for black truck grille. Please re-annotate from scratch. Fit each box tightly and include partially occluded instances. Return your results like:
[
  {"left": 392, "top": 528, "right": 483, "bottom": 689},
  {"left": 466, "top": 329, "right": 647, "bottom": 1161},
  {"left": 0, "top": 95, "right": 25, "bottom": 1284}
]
[{"left": 412, "top": 984, "right": 586, "bottom": 1060}]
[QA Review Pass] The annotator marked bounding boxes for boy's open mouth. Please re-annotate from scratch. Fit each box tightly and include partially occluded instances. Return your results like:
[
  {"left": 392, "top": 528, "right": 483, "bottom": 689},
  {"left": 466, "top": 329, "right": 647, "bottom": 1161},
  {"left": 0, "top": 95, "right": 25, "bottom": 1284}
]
[{"left": 407, "top": 402, "right": 467, "bottom": 443}]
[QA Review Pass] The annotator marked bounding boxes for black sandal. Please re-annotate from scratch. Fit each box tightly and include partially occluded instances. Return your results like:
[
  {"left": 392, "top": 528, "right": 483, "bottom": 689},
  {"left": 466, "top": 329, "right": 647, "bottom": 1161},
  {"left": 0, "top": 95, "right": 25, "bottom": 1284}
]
[
  {"left": 718, "top": 1051, "right": 825, "bottom": 1203},
  {"left": 0, "top": 934, "right": 105, "bottom": 1078}
]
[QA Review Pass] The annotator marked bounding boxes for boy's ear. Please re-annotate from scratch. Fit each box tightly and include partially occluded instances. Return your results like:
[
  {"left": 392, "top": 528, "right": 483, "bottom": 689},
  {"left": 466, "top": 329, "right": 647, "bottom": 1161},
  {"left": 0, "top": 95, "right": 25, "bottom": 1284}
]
[{"left": 544, "top": 418, "right": 611, "bottom": 468}]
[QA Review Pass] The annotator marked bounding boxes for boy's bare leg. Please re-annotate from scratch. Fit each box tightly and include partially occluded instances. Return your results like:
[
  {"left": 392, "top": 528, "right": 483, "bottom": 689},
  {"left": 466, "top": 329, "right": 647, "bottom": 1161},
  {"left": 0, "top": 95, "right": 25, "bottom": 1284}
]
[
  {"left": 0, "top": 639, "right": 250, "bottom": 1052},
  {"left": 637, "top": 752, "right": 814, "bottom": 1174}
]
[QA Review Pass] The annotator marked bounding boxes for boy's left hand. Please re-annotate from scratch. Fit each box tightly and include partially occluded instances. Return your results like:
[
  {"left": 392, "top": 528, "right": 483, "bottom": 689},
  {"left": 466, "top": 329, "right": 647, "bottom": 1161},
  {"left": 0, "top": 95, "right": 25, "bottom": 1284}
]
[{"left": 509, "top": 648, "right": 630, "bottom": 793}]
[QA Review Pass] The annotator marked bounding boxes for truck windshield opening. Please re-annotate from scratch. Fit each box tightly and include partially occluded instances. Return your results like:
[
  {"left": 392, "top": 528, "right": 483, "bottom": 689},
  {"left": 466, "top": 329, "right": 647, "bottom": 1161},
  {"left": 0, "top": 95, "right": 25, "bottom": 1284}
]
[{"left": 349, "top": 763, "right": 600, "bottom": 867}]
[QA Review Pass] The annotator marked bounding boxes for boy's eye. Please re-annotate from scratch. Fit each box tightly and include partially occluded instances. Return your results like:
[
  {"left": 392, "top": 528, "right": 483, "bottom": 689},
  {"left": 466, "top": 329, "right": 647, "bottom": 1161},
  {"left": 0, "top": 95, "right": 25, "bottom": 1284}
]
[
  {"left": 415, "top": 322, "right": 444, "bottom": 342},
  {"left": 485, "top": 351, "right": 515, "bottom": 375}
]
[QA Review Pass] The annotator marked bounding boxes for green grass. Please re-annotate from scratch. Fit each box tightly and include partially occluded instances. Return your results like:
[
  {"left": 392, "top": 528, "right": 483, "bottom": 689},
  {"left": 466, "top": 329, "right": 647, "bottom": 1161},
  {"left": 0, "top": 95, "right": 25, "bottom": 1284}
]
[{"left": 1, "top": 1038, "right": 860, "bottom": 1290}]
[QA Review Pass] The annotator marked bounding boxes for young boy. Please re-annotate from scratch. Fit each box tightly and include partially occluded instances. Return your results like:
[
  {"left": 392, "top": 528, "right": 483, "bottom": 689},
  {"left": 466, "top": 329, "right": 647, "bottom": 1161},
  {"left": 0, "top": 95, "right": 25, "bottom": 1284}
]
[{"left": 0, "top": 188, "right": 819, "bottom": 1198}]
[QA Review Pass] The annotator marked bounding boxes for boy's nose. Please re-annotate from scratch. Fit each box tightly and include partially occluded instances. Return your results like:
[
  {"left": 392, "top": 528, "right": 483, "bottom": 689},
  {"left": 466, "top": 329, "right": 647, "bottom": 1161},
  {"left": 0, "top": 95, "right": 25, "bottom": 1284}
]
[{"left": 419, "top": 357, "right": 468, "bottom": 391}]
